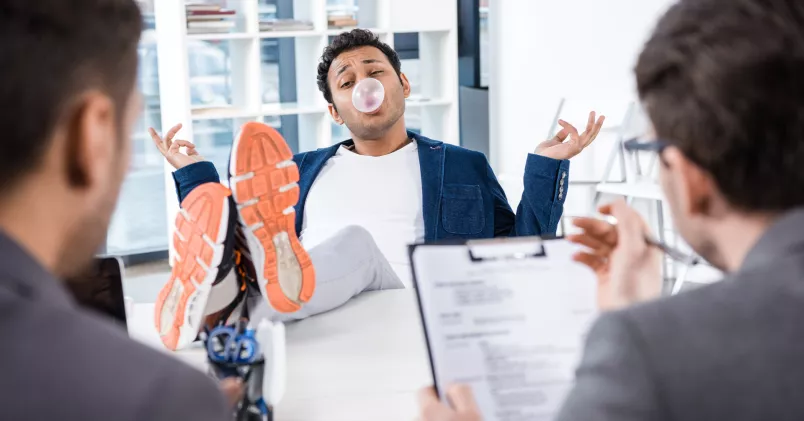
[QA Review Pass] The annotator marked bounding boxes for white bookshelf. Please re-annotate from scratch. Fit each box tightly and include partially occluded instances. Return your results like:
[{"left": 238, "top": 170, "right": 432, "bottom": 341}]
[{"left": 154, "top": 0, "right": 459, "bottom": 259}]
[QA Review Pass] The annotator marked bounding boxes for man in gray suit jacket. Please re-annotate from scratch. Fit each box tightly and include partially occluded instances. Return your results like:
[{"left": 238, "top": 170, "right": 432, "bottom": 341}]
[
  {"left": 416, "top": 0, "right": 804, "bottom": 420},
  {"left": 0, "top": 1, "right": 236, "bottom": 419}
]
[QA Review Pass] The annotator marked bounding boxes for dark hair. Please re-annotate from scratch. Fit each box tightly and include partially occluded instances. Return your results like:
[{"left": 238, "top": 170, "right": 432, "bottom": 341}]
[
  {"left": 0, "top": 0, "right": 142, "bottom": 192},
  {"left": 636, "top": 0, "right": 804, "bottom": 212},
  {"left": 316, "top": 29, "right": 402, "bottom": 104}
]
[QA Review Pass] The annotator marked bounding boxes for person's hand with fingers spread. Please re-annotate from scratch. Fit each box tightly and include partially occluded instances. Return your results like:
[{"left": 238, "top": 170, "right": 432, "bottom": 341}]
[
  {"left": 567, "top": 199, "right": 663, "bottom": 311},
  {"left": 149, "top": 123, "right": 205, "bottom": 170},
  {"left": 534, "top": 111, "right": 606, "bottom": 160},
  {"left": 417, "top": 385, "right": 483, "bottom": 421}
]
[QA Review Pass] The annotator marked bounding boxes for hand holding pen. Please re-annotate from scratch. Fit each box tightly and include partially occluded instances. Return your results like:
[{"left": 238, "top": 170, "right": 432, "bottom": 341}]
[{"left": 567, "top": 199, "right": 666, "bottom": 311}]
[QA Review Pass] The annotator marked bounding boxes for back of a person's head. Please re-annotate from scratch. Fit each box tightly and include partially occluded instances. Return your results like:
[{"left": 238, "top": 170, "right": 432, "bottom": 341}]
[
  {"left": 0, "top": 0, "right": 142, "bottom": 277},
  {"left": 636, "top": 0, "right": 804, "bottom": 213},
  {"left": 0, "top": 0, "right": 142, "bottom": 194}
]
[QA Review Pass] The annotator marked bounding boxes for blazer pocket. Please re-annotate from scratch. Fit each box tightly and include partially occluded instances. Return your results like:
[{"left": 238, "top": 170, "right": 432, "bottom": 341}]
[{"left": 441, "top": 184, "right": 485, "bottom": 235}]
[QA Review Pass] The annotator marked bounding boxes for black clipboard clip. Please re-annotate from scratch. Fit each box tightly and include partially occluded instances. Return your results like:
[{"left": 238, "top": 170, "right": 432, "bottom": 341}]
[{"left": 466, "top": 236, "right": 546, "bottom": 262}]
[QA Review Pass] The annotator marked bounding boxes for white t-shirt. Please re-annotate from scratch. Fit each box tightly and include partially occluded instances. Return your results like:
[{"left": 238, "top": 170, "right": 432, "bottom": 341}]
[{"left": 300, "top": 141, "right": 424, "bottom": 286}]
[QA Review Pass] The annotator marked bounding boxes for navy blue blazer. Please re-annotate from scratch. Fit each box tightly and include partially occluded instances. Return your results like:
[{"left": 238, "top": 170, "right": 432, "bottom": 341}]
[{"left": 173, "top": 131, "right": 570, "bottom": 241}]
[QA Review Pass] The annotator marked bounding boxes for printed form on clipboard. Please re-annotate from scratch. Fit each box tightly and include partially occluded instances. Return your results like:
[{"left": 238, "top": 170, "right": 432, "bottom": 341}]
[{"left": 409, "top": 237, "right": 599, "bottom": 421}]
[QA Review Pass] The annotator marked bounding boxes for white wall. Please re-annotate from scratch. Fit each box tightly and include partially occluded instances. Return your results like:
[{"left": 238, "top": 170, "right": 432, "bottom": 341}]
[
  {"left": 484, "top": 0, "right": 726, "bottom": 286},
  {"left": 488, "top": 0, "right": 675, "bottom": 212}
]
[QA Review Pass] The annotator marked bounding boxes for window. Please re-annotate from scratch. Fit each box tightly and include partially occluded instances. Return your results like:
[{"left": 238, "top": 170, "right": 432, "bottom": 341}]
[
  {"left": 260, "top": 39, "right": 281, "bottom": 104},
  {"left": 189, "top": 41, "right": 233, "bottom": 108},
  {"left": 457, "top": 0, "right": 487, "bottom": 88},
  {"left": 106, "top": 1, "right": 168, "bottom": 255},
  {"left": 259, "top": 0, "right": 281, "bottom": 105}
]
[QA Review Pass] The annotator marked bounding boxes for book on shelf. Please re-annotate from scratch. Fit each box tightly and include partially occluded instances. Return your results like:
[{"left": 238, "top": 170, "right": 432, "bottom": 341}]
[
  {"left": 328, "top": 18, "right": 358, "bottom": 28},
  {"left": 327, "top": 14, "right": 355, "bottom": 21},
  {"left": 259, "top": 19, "right": 314, "bottom": 32},
  {"left": 187, "top": 27, "right": 232, "bottom": 34},
  {"left": 188, "top": 20, "right": 236, "bottom": 29},
  {"left": 260, "top": 19, "right": 313, "bottom": 25},
  {"left": 186, "top": 3, "right": 223, "bottom": 12},
  {"left": 187, "top": 13, "right": 235, "bottom": 22},
  {"left": 326, "top": 5, "right": 359, "bottom": 14},
  {"left": 187, "top": 16, "right": 230, "bottom": 22},
  {"left": 260, "top": 25, "right": 315, "bottom": 32},
  {"left": 186, "top": 5, "right": 236, "bottom": 25},
  {"left": 327, "top": 4, "right": 358, "bottom": 28},
  {"left": 187, "top": 9, "right": 235, "bottom": 16}
]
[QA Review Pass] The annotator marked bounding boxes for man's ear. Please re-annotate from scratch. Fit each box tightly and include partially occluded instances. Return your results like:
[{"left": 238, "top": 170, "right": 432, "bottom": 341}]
[
  {"left": 63, "top": 91, "right": 115, "bottom": 188},
  {"left": 662, "top": 146, "right": 716, "bottom": 217},
  {"left": 400, "top": 72, "right": 411, "bottom": 99},
  {"left": 328, "top": 103, "right": 344, "bottom": 125}
]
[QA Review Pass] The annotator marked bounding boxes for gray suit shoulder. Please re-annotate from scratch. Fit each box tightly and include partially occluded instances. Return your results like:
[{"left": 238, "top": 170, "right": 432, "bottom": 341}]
[
  {"left": 560, "top": 260, "right": 804, "bottom": 421},
  {"left": 0, "top": 292, "right": 229, "bottom": 421},
  {"left": 72, "top": 310, "right": 231, "bottom": 421},
  {"left": 136, "top": 360, "right": 232, "bottom": 421}
]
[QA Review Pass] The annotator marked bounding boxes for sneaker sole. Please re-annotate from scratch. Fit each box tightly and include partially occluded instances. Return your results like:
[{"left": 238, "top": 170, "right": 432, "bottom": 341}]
[
  {"left": 229, "top": 122, "right": 315, "bottom": 313},
  {"left": 154, "top": 183, "right": 231, "bottom": 350}
]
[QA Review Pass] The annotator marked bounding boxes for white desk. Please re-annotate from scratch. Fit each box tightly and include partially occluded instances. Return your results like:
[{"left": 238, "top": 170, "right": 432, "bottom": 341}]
[{"left": 128, "top": 290, "right": 432, "bottom": 421}]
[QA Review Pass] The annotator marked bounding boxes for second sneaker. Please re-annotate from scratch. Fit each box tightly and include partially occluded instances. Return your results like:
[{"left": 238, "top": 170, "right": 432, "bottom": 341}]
[{"left": 228, "top": 122, "right": 316, "bottom": 313}]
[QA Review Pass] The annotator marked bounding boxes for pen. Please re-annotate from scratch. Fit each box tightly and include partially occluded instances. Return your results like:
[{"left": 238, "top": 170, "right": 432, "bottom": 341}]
[
  {"left": 643, "top": 235, "right": 701, "bottom": 266},
  {"left": 595, "top": 214, "right": 701, "bottom": 266}
]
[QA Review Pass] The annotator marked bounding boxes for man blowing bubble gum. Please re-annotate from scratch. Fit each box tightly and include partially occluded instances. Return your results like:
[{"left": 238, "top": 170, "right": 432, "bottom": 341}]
[{"left": 149, "top": 29, "right": 604, "bottom": 351}]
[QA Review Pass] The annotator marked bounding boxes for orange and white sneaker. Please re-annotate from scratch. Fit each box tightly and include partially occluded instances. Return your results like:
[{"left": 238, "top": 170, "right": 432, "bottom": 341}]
[
  {"left": 154, "top": 183, "right": 244, "bottom": 350},
  {"left": 228, "top": 122, "right": 315, "bottom": 313}
]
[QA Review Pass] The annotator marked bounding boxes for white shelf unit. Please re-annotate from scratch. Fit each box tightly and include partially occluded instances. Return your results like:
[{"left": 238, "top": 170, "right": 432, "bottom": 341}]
[{"left": 154, "top": 0, "right": 459, "bottom": 259}]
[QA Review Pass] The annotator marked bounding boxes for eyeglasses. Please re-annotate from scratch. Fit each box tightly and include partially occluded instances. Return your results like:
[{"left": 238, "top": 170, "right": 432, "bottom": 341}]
[
  {"left": 623, "top": 137, "right": 704, "bottom": 293},
  {"left": 623, "top": 137, "right": 672, "bottom": 170},
  {"left": 623, "top": 137, "right": 669, "bottom": 153},
  {"left": 622, "top": 138, "right": 697, "bottom": 263}
]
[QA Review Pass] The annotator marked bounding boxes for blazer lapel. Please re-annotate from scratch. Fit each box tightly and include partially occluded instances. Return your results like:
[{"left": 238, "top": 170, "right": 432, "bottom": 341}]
[
  {"left": 415, "top": 133, "right": 445, "bottom": 242},
  {"left": 294, "top": 143, "right": 341, "bottom": 234}
]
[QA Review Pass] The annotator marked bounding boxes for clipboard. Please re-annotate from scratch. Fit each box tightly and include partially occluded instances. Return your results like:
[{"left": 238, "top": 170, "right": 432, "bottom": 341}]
[{"left": 408, "top": 236, "right": 597, "bottom": 421}]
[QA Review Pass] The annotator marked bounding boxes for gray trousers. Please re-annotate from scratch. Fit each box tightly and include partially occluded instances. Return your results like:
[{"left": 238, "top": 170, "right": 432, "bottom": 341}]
[{"left": 248, "top": 225, "right": 405, "bottom": 323}]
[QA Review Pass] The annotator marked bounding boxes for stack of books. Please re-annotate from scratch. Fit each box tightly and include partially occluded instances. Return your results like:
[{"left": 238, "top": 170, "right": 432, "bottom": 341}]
[
  {"left": 327, "top": 5, "right": 358, "bottom": 29},
  {"left": 259, "top": 19, "right": 314, "bottom": 32},
  {"left": 186, "top": 3, "right": 237, "bottom": 35}
]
